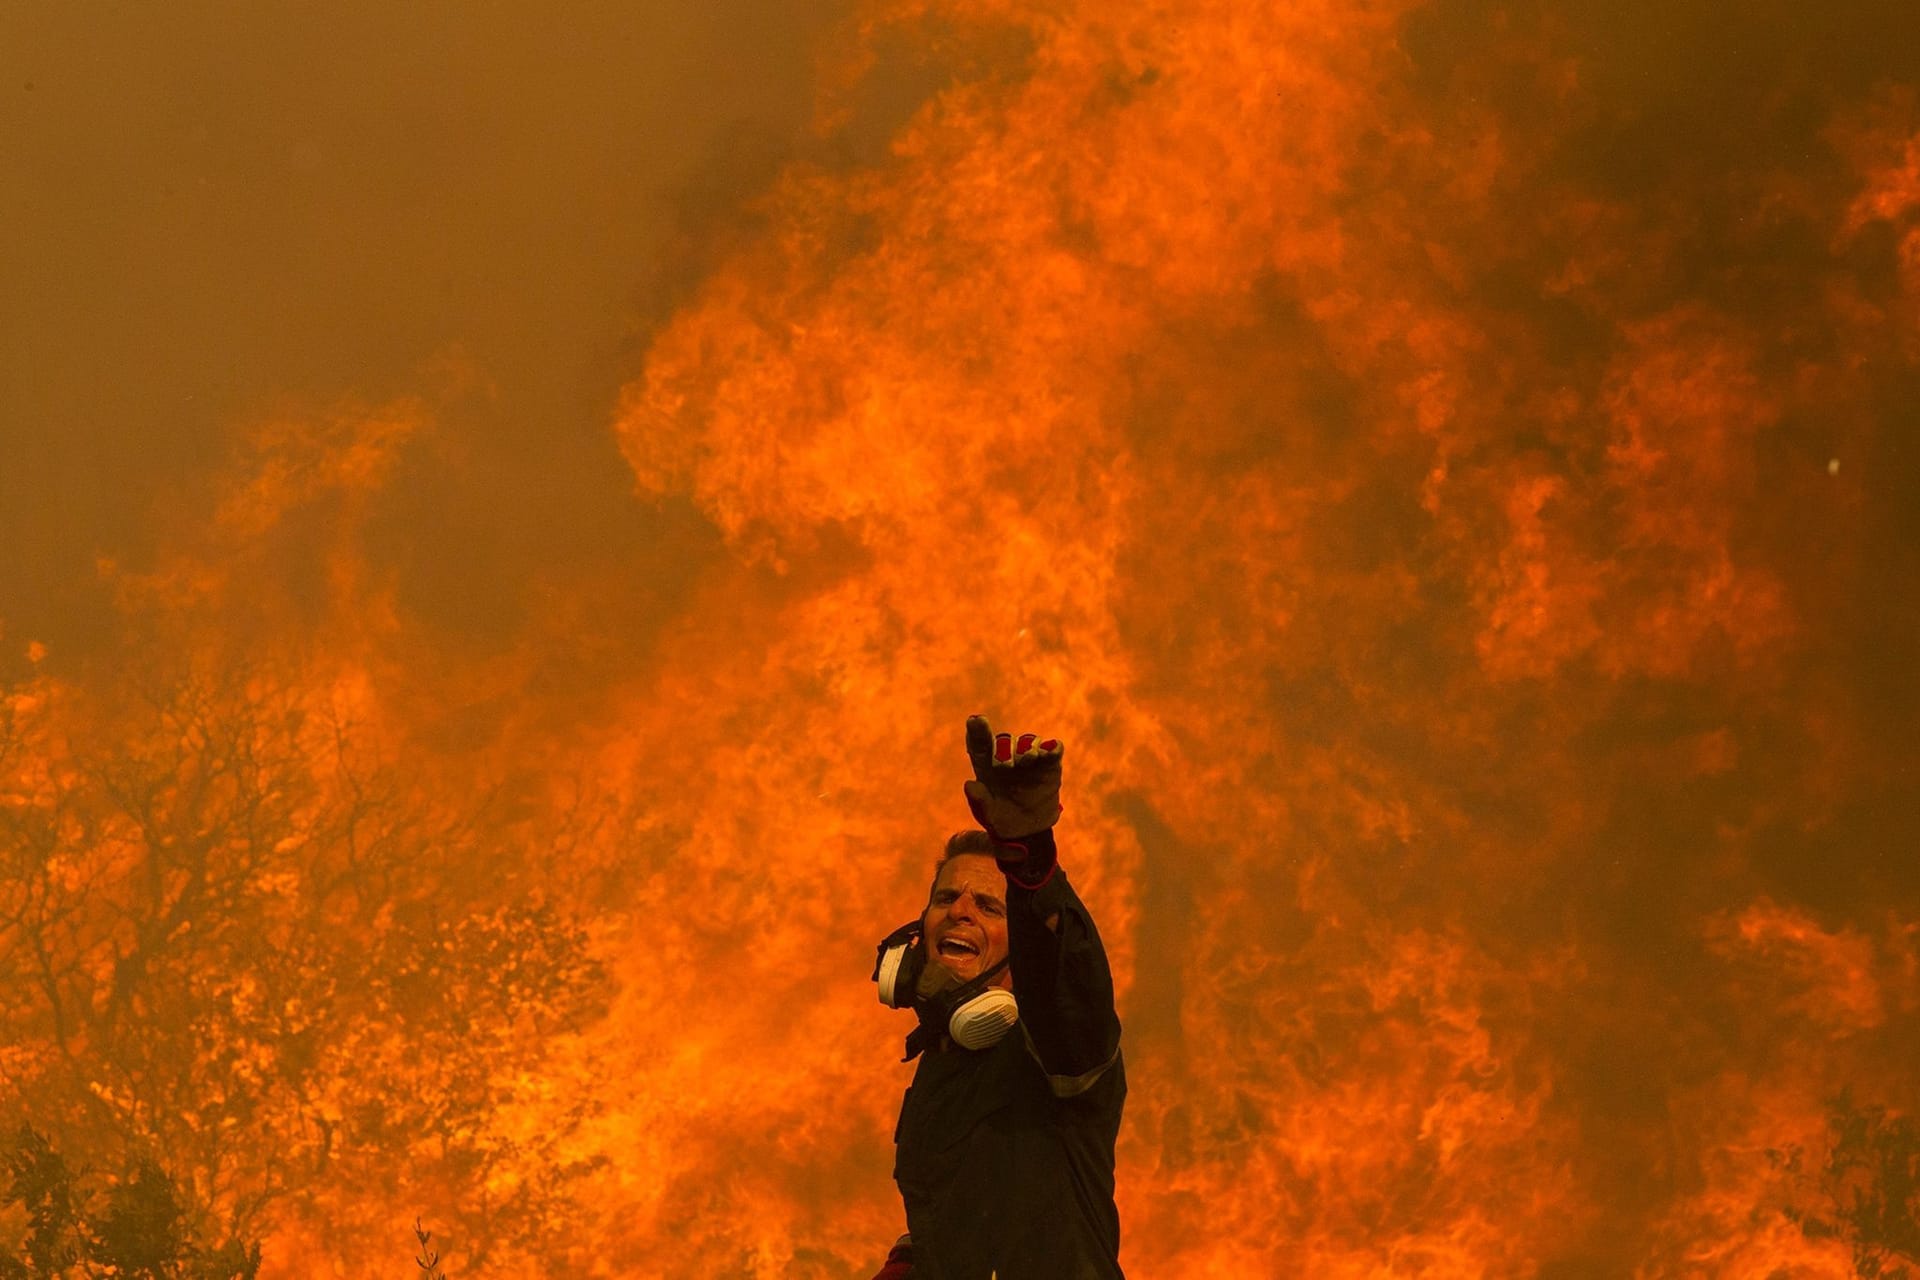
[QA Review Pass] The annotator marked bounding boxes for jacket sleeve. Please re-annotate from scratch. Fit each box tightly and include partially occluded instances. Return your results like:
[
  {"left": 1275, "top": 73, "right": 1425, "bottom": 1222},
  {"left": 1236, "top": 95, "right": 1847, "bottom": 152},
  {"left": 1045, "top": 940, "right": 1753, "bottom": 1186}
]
[
  {"left": 869, "top": 1233, "right": 912, "bottom": 1279},
  {"left": 1000, "top": 830, "right": 1122, "bottom": 1096}
]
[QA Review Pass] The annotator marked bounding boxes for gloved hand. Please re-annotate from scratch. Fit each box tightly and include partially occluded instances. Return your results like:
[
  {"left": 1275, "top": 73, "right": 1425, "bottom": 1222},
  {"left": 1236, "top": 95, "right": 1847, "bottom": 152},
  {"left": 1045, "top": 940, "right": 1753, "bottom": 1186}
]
[{"left": 962, "top": 715, "right": 1063, "bottom": 841}]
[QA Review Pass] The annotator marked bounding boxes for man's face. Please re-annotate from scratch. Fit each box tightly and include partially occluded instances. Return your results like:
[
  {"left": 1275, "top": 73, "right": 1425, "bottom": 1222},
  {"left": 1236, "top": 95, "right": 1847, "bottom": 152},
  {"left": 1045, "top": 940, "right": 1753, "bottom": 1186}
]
[{"left": 921, "top": 853, "right": 1011, "bottom": 988}]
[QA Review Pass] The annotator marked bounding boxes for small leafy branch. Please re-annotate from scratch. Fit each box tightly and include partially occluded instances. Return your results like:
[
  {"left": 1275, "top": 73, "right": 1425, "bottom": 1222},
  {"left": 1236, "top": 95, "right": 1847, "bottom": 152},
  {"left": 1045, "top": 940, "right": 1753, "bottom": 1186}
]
[{"left": 414, "top": 1217, "right": 448, "bottom": 1280}]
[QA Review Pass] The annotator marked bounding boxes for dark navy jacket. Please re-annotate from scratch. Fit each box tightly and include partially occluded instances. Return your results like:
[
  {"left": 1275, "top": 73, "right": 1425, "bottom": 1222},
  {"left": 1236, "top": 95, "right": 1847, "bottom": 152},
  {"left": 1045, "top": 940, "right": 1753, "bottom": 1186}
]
[{"left": 892, "top": 833, "right": 1125, "bottom": 1279}]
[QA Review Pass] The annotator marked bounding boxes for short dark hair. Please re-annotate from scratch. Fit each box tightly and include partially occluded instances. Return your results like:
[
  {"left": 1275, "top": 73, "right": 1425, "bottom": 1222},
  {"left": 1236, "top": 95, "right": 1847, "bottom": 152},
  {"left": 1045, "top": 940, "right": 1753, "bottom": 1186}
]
[{"left": 927, "top": 829, "right": 998, "bottom": 902}]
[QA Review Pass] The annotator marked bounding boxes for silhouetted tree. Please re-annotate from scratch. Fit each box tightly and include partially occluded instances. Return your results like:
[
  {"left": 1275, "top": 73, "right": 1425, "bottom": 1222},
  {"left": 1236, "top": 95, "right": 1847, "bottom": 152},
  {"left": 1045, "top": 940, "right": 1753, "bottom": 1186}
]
[
  {"left": 0, "top": 1126, "right": 260, "bottom": 1279},
  {"left": 1785, "top": 1094, "right": 1920, "bottom": 1279},
  {"left": 1, "top": 1126, "right": 83, "bottom": 1278}
]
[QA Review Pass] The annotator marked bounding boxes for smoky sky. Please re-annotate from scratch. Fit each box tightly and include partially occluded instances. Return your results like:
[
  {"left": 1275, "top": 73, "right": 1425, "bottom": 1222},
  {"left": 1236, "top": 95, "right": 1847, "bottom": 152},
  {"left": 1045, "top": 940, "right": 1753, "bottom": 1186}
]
[
  {"left": 2, "top": 1, "right": 862, "bottom": 660},
  {"left": 10, "top": 0, "right": 1916, "bottom": 670}
]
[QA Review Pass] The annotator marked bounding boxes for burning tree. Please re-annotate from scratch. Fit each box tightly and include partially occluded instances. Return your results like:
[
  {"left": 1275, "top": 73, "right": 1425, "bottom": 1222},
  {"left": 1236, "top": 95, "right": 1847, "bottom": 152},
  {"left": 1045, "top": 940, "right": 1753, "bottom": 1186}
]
[{"left": 0, "top": 657, "right": 608, "bottom": 1273}]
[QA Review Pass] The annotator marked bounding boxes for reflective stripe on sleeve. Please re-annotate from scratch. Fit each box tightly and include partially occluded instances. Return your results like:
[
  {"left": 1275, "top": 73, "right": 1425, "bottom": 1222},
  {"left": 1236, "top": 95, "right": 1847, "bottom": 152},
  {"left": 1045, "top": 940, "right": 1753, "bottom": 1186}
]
[{"left": 1021, "top": 1024, "right": 1120, "bottom": 1098}]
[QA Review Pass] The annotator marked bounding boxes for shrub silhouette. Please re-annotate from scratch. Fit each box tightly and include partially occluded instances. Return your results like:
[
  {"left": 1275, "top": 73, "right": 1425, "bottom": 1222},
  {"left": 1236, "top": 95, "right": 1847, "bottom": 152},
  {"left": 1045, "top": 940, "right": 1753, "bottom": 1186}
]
[
  {"left": 0, "top": 1126, "right": 260, "bottom": 1280},
  {"left": 1784, "top": 1095, "right": 1920, "bottom": 1280}
]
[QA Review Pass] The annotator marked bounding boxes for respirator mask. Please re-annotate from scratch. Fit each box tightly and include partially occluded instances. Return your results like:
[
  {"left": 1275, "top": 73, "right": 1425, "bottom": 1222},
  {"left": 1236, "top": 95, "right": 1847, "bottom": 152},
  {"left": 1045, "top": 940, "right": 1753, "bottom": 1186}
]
[{"left": 872, "top": 920, "right": 1020, "bottom": 1061}]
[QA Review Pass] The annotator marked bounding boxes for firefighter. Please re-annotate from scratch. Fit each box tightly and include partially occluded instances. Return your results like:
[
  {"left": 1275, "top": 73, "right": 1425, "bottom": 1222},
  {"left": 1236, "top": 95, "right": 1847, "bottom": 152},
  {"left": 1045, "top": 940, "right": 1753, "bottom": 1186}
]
[{"left": 869, "top": 716, "right": 1126, "bottom": 1279}]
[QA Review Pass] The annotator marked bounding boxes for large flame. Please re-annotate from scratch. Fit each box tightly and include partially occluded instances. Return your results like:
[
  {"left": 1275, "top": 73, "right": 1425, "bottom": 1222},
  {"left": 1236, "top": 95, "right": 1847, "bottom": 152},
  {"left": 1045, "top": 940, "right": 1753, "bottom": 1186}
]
[{"left": 4, "top": 1, "right": 1919, "bottom": 1276}]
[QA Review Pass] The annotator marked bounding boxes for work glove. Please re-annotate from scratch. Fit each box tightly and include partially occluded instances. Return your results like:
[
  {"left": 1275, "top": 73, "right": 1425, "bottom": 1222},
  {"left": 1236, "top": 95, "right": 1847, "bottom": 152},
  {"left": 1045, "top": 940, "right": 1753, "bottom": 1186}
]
[{"left": 962, "top": 715, "right": 1063, "bottom": 842}]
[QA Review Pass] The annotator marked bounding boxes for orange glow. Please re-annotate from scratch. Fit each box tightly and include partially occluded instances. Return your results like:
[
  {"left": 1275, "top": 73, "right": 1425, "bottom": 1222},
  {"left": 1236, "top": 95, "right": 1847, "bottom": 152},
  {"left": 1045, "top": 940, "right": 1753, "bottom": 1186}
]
[{"left": 4, "top": 1, "right": 1919, "bottom": 1276}]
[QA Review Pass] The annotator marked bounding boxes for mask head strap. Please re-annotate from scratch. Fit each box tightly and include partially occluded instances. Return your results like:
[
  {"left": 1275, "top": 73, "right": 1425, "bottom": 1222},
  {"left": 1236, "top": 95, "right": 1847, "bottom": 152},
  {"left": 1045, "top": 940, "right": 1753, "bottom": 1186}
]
[
  {"left": 902, "top": 953, "right": 1012, "bottom": 1062},
  {"left": 872, "top": 920, "right": 925, "bottom": 1009}
]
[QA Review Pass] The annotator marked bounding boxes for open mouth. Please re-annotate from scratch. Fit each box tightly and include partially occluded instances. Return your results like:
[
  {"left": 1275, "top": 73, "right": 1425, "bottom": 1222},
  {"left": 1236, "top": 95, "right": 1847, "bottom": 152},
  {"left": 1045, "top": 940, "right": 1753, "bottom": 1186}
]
[{"left": 936, "top": 937, "right": 980, "bottom": 960}]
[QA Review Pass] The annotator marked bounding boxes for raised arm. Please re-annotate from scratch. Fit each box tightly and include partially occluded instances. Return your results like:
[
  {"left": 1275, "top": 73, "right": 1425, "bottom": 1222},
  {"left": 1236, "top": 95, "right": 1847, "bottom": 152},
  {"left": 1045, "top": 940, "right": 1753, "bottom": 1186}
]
[{"left": 962, "top": 716, "right": 1122, "bottom": 1088}]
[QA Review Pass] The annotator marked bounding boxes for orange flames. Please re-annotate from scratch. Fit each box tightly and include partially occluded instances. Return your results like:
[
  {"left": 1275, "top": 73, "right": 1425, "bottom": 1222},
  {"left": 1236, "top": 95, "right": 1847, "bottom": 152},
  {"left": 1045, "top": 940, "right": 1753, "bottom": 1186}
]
[{"left": 4, "top": 1, "right": 1919, "bottom": 1276}]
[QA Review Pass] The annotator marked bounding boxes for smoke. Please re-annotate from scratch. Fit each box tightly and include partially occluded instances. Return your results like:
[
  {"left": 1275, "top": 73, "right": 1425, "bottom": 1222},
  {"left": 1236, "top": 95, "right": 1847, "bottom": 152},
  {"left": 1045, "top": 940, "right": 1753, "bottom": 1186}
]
[
  {"left": 4, "top": 0, "right": 1919, "bottom": 1275},
  {"left": 0, "top": 0, "right": 839, "bottom": 662}
]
